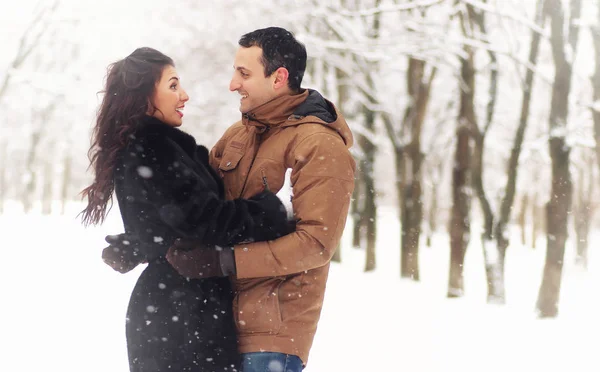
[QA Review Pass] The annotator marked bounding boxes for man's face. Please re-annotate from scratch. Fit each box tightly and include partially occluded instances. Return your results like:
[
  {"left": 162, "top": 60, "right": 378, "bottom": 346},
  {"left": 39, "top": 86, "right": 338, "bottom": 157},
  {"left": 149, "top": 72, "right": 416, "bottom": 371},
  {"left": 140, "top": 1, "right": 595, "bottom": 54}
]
[{"left": 229, "top": 46, "right": 278, "bottom": 113}]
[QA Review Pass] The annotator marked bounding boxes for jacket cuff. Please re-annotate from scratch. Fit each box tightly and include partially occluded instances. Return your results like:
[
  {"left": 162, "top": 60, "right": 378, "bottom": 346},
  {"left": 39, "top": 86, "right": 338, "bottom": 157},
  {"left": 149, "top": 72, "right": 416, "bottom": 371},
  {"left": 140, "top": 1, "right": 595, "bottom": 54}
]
[{"left": 218, "top": 246, "right": 236, "bottom": 276}]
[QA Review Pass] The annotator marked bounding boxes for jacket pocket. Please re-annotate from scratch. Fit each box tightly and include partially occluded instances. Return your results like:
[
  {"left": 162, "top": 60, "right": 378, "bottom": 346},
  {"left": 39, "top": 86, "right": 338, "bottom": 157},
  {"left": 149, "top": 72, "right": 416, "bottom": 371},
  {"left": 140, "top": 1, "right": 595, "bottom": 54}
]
[
  {"left": 233, "top": 279, "right": 284, "bottom": 335},
  {"left": 218, "top": 151, "right": 244, "bottom": 198},
  {"left": 218, "top": 150, "right": 244, "bottom": 172}
]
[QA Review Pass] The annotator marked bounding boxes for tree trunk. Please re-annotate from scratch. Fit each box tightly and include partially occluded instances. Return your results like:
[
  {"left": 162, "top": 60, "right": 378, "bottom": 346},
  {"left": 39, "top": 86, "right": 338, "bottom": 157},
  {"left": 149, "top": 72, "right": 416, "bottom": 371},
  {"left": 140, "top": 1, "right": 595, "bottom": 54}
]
[
  {"left": 497, "top": 0, "right": 544, "bottom": 255},
  {"left": 41, "top": 159, "right": 53, "bottom": 215},
  {"left": 22, "top": 131, "right": 41, "bottom": 213},
  {"left": 333, "top": 65, "right": 363, "bottom": 251},
  {"left": 592, "top": 0, "right": 600, "bottom": 186},
  {"left": 472, "top": 130, "right": 504, "bottom": 303},
  {"left": 465, "top": 1, "right": 507, "bottom": 303},
  {"left": 518, "top": 194, "right": 529, "bottom": 246},
  {"left": 396, "top": 145, "right": 407, "bottom": 266},
  {"left": 425, "top": 185, "right": 437, "bottom": 248},
  {"left": 531, "top": 198, "right": 543, "bottom": 250},
  {"left": 448, "top": 9, "right": 476, "bottom": 298},
  {"left": 426, "top": 162, "right": 442, "bottom": 248},
  {"left": 448, "top": 124, "right": 471, "bottom": 298},
  {"left": 363, "top": 1, "right": 381, "bottom": 272},
  {"left": 60, "top": 155, "right": 72, "bottom": 215},
  {"left": 351, "top": 179, "right": 364, "bottom": 249},
  {"left": 0, "top": 142, "right": 6, "bottom": 214},
  {"left": 536, "top": 0, "right": 580, "bottom": 318},
  {"left": 362, "top": 115, "right": 377, "bottom": 272},
  {"left": 399, "top": 58, "right": 434, "bottom": 280},
  {"left": 330, "top": 63, "right": 348, "bottom": 263},
  {"left": 573, "top": 166, "right": 591, "bottom": 270}
]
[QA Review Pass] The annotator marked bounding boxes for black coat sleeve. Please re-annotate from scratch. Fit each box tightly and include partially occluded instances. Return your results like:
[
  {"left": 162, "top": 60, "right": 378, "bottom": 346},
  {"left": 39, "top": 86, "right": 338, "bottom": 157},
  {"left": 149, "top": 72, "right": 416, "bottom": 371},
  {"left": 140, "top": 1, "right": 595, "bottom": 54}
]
[{"left": 126, "top": 134, "right": 290, "bottom": 248}]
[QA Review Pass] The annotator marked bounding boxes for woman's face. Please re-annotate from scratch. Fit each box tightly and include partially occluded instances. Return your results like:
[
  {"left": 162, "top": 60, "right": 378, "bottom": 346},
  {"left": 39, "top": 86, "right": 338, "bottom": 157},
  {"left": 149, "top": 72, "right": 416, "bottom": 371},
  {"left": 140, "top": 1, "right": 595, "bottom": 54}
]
[{"left": 150, "top": 65, "right": 189, "bottom": 127}]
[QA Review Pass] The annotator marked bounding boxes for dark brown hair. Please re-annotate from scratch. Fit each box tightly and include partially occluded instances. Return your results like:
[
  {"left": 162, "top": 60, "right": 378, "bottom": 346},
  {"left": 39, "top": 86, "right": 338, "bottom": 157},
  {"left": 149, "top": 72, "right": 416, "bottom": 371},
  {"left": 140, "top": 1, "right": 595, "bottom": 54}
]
[
  {"left": 80, "top": 47, "right": 174, "bottom": 226},
  {"left": 239, "top": 27, "right": 307, "bottom": 92}
]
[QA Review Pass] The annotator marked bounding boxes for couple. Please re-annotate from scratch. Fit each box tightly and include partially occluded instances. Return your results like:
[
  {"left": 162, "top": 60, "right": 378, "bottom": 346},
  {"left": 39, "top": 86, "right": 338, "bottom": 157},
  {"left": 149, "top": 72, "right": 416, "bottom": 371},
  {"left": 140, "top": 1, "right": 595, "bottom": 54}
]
[{"left": 80, "top": 27, "right": 355, "bottom": 372}]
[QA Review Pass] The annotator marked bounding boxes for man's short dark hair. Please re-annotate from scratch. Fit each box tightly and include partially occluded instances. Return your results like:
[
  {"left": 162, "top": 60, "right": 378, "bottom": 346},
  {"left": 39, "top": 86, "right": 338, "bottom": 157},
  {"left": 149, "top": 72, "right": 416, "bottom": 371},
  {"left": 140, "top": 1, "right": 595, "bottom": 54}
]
[{"left": 239, "top": 27, "right": 307, "bottom": 92}]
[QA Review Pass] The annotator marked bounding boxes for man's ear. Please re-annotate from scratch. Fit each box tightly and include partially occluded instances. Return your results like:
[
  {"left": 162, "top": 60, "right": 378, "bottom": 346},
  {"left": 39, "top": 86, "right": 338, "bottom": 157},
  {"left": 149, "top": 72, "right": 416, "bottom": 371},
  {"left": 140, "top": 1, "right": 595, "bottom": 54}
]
[{"left": 273, "top": 67, "right": 290, "bottom": 90}]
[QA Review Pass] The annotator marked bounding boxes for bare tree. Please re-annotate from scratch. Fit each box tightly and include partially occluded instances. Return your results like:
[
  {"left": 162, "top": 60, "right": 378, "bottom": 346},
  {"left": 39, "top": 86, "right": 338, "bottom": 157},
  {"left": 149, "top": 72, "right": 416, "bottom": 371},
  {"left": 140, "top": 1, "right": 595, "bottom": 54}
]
[
  {"left": 473, "top": 0, "right": 546, "bottom": 303},
  {"left": 536, "top": 0, "right": 582, "bottom": 318},
  {"left": 332, "top": 61, "right": 352, "bottom": 263},
  {"left": 357, "top": 0, "right": 383, "bottom": 272},
  {"left": 425, "top": 159, "right": 444, "bottom": 247},
  {"left": 448, "top": 3, "right": 476, "bottom": 298},
  {"left": 0, "top": 1, "right": 59, "bottom": 102},
  {"left": 517, "top": 194, "right": 529, "bottom": 246},
  {"left": 0, "top": 141, "right": 6, "bottom": 214},
  {"left": 462, "top": 0, "right": 503, "bottom": 303},
  {"left": 60, "top": 154, "right": 72, "bottom": 215},
  {"left": 382, "top": 55, "right": 436, "bottom": 280},
  {"left": 592, "top": 0, "right": 600, "bottom": 177},
  {"left": 362, "top": 79, "right": 380, "bottom": 271},
  {"left": 41, "top": 142, "right": 55, "bottom": 215},
  {"left": 573, "top": 149, "right": 597, "bottom": 270},
  {"left": 351, "top": 169, "right": 365, "bottom": 249}
]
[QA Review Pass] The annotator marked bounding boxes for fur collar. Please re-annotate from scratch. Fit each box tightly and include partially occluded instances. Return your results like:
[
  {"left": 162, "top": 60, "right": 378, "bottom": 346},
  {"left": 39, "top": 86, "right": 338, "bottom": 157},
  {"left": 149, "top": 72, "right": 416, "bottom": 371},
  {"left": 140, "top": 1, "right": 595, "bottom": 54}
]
[{"left": 135, "top": 116, "right": 198, "bottom": 155}]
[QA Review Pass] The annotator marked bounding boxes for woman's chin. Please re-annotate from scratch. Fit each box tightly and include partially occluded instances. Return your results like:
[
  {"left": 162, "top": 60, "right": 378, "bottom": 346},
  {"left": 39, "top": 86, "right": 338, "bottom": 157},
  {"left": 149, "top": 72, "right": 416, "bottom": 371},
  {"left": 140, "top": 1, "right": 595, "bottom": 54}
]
[{"left": 166, "top": 118, "right": 183, "bottom": 127}]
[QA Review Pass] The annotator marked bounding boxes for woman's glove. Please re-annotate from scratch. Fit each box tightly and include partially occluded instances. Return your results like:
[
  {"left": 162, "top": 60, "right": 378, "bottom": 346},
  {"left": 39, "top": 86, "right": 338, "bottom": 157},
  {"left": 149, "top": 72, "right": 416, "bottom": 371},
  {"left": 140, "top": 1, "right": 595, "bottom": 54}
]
[
  {"left": 101, "top": 234, "right": 146, "bottom": 273},
  {"left": 165, "top": 238, "right": 235, "bottom": 279}
]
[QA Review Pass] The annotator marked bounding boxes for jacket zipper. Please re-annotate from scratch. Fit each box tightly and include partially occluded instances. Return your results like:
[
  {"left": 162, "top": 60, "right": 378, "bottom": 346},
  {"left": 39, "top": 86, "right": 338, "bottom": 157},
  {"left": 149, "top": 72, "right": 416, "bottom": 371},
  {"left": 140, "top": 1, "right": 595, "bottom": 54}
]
[{"left": 260, "top": 168, "right": 270, "bottom": 191}]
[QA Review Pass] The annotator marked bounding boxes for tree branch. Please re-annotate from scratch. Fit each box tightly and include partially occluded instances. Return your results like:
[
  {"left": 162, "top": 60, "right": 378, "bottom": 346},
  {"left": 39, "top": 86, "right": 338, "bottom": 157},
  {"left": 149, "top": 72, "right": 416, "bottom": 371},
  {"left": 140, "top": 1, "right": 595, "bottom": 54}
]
[{"left": 328, "top": 0, "right": 444, "bottom": 17}]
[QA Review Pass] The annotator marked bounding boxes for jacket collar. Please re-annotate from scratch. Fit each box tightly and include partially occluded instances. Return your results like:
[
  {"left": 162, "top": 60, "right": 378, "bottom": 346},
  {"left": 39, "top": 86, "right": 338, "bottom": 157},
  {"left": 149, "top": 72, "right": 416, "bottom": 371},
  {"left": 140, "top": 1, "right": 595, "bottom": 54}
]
[{"left": 243, "top": 90, "right": 308, "bottom": 132}]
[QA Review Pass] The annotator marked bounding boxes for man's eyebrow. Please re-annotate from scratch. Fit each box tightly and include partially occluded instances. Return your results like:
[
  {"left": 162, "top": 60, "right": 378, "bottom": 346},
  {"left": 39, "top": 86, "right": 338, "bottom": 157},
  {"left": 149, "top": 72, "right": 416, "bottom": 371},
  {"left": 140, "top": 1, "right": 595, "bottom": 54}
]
[{"left": 235, "top": 66, "right": 248, "bottom": 72}]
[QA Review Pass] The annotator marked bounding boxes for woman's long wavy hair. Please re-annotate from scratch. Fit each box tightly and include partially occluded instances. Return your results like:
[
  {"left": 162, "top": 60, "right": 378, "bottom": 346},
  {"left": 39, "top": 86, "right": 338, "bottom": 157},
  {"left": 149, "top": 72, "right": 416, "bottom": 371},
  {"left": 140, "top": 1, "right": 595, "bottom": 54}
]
[{"left": 80, "top": 47, "right": 174, "bottom": 226}]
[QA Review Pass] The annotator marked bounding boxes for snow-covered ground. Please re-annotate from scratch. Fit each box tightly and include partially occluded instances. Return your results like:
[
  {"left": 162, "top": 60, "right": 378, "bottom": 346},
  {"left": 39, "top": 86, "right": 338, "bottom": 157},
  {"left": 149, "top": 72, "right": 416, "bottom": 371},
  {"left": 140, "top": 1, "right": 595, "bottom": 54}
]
[{"left": 1, "top": 202, "right": 598, "bottom": 372}]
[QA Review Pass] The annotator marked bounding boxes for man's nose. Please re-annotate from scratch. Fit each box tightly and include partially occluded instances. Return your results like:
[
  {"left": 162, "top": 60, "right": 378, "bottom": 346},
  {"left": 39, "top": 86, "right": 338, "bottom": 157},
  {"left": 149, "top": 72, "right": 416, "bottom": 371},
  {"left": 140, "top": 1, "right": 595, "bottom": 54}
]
[{"left": 229, "top": 76, "right": 241, "bottom": 92}]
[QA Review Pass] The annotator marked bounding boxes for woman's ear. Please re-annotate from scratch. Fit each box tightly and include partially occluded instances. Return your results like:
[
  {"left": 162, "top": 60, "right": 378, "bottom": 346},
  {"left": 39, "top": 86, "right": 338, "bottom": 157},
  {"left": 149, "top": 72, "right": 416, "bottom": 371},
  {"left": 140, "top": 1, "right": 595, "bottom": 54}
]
[{"left": 146, "top": 100, "right": 155, "bottom": 115}]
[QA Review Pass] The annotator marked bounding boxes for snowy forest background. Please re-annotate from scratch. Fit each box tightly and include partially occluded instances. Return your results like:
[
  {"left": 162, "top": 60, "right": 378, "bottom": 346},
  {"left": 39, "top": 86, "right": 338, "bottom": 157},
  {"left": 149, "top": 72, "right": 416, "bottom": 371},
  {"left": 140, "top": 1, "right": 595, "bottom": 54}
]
[{"left": 1, "top": 0, "right": 599, "bottom": 371}]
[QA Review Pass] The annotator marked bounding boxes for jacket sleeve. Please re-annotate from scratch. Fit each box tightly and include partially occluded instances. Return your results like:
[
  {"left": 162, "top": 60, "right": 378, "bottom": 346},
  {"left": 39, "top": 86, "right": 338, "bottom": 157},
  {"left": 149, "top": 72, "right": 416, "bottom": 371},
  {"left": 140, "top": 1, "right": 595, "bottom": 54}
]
[
  {"left": 127, "top": 134, "right": 289, "bottom": 247},
  {"left": 232, "top": 132, "right": 356, "bottom": 278}
]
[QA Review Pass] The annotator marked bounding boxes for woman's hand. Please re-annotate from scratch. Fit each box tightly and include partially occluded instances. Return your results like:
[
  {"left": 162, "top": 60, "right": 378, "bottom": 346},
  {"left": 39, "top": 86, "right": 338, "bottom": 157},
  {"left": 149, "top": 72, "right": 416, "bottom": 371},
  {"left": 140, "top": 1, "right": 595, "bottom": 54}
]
[
  {"left": 166, "top": 239, "right": 234, "bottom": 279},
  {"left": 101, "top": 234, "right": 146, "bottom": 273}
]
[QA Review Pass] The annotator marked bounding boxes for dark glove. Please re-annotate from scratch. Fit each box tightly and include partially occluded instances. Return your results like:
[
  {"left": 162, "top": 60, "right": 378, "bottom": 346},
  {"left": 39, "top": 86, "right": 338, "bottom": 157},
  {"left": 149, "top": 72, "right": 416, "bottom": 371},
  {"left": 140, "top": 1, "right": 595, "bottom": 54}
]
[
  {"left": 248, "top": 190, "right": 297, "bottom": 240},
  {"left": 102, "top": 234, "right": 146, "bottom": 273},
  {"left": 166, "top": 238, "right": 236, "bottom": 279}
]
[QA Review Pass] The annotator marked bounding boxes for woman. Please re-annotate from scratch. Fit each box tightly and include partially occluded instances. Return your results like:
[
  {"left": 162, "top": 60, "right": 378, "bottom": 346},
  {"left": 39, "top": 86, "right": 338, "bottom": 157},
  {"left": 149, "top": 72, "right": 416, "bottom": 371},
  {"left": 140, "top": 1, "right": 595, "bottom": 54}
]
[{"left": 80, "top": 47, "right": 292, "bottom": 372}]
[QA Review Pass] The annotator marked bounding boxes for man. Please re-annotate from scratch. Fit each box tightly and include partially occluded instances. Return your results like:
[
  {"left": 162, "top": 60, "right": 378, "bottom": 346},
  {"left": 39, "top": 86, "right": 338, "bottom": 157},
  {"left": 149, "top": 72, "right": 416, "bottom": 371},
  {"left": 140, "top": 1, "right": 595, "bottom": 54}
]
[
  {"left": 105, "top": 27, "right": 355, "bottom": 371},
  {"left": 178, "top": 27, "right": 355, "bottom": 371}
]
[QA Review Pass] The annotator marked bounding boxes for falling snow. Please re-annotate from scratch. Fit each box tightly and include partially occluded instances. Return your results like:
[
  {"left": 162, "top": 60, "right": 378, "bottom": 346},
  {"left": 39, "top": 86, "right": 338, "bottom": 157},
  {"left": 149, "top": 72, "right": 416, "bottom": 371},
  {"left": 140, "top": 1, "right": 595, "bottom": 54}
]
[{"left": 137, "top": 166, "right": 153, "bottom": 179}]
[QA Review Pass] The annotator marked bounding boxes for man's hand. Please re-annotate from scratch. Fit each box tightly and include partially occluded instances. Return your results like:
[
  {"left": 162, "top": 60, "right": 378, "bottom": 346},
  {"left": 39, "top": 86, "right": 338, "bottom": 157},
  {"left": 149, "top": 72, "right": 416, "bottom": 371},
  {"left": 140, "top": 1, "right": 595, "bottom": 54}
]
[
  {"left": 166, "top": 239, "right": 235, "bottom": 279},
  {"left": 102, "top": 234, "right": 146, "bottom": 274}
]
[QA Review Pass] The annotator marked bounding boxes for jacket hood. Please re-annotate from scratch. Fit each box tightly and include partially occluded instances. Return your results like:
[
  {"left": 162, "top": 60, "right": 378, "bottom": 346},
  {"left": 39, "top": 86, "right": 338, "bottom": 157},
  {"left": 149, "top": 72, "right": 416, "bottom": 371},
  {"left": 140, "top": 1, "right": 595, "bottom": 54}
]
[{"left": 289, "top": 89, "right": 353, "bottom": 148}]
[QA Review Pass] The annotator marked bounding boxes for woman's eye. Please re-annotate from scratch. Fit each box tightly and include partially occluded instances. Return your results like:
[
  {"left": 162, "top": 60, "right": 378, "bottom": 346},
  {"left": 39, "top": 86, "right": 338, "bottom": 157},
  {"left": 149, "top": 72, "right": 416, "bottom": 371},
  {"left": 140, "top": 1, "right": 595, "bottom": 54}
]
[{"left": 170, "top": 84, "right": 177, "bottom": 89}]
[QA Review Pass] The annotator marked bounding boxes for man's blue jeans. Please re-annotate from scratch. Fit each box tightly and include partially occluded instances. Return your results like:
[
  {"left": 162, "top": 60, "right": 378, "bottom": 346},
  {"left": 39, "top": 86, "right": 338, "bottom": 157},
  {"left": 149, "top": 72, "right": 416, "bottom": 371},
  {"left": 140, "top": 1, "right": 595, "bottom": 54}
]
[{"left": 240, "top": 352, "right": 304, "bottom": 372}]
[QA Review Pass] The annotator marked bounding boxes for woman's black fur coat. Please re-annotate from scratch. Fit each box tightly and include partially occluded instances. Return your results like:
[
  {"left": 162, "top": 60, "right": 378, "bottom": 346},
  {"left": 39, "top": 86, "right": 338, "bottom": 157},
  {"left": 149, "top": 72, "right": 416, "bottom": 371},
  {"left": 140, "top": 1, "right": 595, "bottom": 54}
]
[{"left": 112, "top": 116, "right": 289, "bottom": 372}]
